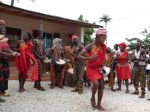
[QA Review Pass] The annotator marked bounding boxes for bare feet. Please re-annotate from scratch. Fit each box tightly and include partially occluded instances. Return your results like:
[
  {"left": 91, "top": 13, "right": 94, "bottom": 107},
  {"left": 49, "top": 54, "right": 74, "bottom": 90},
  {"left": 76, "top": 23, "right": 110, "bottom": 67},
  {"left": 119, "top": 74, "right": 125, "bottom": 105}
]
[
  {"left": 131, "top": 91, "right": 139, "bottom": 95},
  {"left": 125, "top": 89, "right": 129, "bottom": 93},
  {"left": 91, "top": 98, "right": 96, "bottom": 108},
  {"left": 37, "top": 86, "right": 45, "bottom": 91},
  {"left": 96, "top": 106, "right": 105, "bottom": 111},
  {"left": 115, "top": 88, "right": 121, "bottom": 91},
  {"left": 19, "top": 88, "right": 25, "bottom": 93},
  {"left": 111, "top": 88, "right": 116, "bottom": 92},
  {"left": 138, "top": 95, "right": 145, "bottom": 98}
]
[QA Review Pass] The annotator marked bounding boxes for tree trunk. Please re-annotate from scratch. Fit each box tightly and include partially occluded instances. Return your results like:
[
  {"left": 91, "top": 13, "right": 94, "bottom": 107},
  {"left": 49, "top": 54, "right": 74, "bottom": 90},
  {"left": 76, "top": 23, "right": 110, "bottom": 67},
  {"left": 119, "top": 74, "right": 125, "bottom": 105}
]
[
  {"left": 105, "top": 23, "right": 107, "bottom": 46},
  {"left": 11, "top": 0, "right": 15, "bottom": 6}
]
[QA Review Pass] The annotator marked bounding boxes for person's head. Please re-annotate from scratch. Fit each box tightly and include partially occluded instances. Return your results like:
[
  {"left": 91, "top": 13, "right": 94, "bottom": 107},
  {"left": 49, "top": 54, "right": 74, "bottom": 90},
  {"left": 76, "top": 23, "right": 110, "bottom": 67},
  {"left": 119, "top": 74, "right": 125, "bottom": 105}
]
[
  {"left": 0, "top": 26, "right": 6, "bottom": 35},
  {"left": 118, "top": 42, "right": 126, "bottom": 51},
  {"left": 0, "top": 19, "right": 5, "bottom": 27},
  {"left": 95, "top": 29, "right": 107, "bottom": 45},
  {"left": 71, "top": 35, "right": 79, "bottom": 45},
  {"left": 34, "top": 31, "right": 41, "bottom": 39},
  {"left": 114, "top": 44, "right": 118, "bottom": 51},
  {"left": 0, "top": 33, "right": 8, "bottom": 43},
  {"left": 135, "top": 40, "right": 142, "bottom": 49},
  {"left": 53, "top": 38, "right": 62, "bottom": 49},
  {"left": 0, "top": 20, "right": 6, "bottom": 35},
  {"left": 23, "top": 32, "right": 32, "bottom": 42}
]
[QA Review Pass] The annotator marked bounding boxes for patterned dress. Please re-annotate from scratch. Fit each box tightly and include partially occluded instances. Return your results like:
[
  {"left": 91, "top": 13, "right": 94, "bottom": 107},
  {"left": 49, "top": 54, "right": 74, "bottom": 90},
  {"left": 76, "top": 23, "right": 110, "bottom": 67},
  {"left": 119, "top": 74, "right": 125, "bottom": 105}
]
[
  {"left": 0, "top": 42, "right": 10, "bottom": 92},
  {"left": 32, "top": 39, "right": 45, "bottom": 83}
]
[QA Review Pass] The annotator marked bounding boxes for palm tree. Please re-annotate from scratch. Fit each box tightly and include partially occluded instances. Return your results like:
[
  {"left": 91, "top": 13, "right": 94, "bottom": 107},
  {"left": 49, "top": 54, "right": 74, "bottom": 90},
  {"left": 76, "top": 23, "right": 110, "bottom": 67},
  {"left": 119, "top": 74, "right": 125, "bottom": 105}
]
[
  {"left": 99, "top": 14, "right": 111, "bottom": 45},
  {"left": 11, "top": 0, "right": 15, "bottom": 6},
  {"left": 99, "top": 14, "right": 111, "bottom": 29},
  {"left": 11, "top": 0, "right": 34, "bottom": 6}
]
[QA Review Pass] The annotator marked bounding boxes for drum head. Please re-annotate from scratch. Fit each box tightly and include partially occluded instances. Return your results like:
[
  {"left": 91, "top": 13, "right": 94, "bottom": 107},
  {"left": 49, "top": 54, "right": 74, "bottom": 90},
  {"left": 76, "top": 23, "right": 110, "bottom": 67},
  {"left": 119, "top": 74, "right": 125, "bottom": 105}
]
[
  {"left": 56, "top": 59, "right": 66, "bottom": 65},
  {"left": 103, "top": 66, "right": 110, "bottom": 75},
  {"left": 43, "top": 58, "right": 51, "bottom": 63}
]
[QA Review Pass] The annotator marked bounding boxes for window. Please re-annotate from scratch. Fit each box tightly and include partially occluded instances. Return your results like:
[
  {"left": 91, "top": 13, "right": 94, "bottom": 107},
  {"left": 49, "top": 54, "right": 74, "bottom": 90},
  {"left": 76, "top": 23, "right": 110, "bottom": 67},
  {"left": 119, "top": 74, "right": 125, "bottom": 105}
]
[
  {"left": 43, "top": 33, "right": 52, "bottom": 48},
  {"left": 53, "top": 33, "right": 60, "bottom": 38},
  {"left": 32, "top": 30, "right": 52, "bottom": 48},
  {"left": 6, "top": 27, "right": 21, "bottom": 42}
]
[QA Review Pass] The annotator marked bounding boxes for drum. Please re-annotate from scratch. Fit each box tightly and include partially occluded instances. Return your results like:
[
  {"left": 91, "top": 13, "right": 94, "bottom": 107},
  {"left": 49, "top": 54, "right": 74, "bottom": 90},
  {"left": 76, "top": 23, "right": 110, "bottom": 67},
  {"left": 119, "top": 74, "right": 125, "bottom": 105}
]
[
  {"left": 102, "top": 66, "right": 111, "bottom": 81},
  {"left": 66, "top": 68, "right": 75, "bottom": 87},
  {"left": 43, "top": 57, "right": 51, "bottom": 63},
  {"left": 55, "top": 59, "right": 66, "bottom": 66},
  {"left": 103, "top": 66, "right": 111, "bottom": 75}
]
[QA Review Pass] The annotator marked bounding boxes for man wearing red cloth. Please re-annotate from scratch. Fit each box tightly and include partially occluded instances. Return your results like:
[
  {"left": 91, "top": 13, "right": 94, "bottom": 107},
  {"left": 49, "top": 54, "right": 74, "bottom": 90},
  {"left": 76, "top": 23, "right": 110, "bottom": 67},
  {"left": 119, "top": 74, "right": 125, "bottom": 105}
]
[
  {"left": 78, "top": 29, "right": 106, "bottom": 111},
  {"left": 115, "top": 42, "right": 131, "bottom": 93},
  {"left": 16, "top": 32, "right": 38, "bottom": 92}
]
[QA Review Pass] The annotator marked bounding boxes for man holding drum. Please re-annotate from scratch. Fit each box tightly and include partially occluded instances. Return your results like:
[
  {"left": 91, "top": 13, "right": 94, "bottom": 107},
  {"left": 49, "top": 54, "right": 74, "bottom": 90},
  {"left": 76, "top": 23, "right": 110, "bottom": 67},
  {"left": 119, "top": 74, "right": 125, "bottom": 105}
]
[{"left": 50, "top": 38, "right": 65, "bottom": 88}]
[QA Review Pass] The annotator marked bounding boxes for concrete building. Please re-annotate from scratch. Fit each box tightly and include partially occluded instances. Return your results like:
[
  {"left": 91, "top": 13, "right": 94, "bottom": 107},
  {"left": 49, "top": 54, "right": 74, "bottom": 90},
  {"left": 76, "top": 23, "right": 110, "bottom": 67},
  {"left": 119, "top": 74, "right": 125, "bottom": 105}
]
[{"left": 0, "top": 3, "right": 102, "bottom": 49}]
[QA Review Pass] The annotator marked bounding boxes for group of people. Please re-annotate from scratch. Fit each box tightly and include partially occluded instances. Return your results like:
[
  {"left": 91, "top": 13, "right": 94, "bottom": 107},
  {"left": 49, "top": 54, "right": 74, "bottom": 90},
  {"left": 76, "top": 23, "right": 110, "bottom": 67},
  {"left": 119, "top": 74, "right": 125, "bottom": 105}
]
[{"left": 0, "top": 19, "right": 150, "bottom": 111}]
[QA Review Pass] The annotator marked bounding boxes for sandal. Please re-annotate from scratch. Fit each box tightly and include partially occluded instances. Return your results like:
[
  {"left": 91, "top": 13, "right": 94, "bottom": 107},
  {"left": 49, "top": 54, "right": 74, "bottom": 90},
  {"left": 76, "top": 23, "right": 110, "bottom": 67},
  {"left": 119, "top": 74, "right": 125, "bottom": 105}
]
[
  {"left": 0, "top": 92, "right": 10, "bottom": 97},
  {"left": 91, "top": 98, "right": 96, "bottom": 107},
  {"left": 3, "top": 92, "right": 10, "bottom": 97}
]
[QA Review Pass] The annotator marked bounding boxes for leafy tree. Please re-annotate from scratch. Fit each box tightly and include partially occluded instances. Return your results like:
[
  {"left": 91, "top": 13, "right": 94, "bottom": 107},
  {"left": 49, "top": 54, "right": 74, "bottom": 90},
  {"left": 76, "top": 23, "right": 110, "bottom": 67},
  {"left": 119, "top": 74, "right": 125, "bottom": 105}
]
[
  {"left": 77, "top": 14, "right": 84, "bottom": 22},
  {"left": 141, "top": 27, "right": 150, "bottom": 49},
  {"left": 125, "top": 38, "right": 139, "bottom": 51},
  {"left": 77, "top": 14, "right": 94, "bottom": 45},
  {"left": 126, "top": 27, "right": 150, "bottom": 51}
]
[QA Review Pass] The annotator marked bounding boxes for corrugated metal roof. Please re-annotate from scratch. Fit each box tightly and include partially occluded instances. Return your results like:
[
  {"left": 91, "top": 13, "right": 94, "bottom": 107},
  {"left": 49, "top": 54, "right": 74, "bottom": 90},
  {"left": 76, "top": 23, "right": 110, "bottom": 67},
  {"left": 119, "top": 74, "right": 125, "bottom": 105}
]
[{"left": 0, "top": 3, "right": 103, "bottom": 28}]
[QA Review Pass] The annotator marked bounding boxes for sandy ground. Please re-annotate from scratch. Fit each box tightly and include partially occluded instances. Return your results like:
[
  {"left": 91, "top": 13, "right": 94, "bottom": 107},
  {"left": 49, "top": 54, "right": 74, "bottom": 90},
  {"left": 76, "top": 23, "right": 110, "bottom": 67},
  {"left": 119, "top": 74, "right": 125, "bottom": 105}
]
[{"left": 0, "top": 80, "right": 150, "bottom": 112}]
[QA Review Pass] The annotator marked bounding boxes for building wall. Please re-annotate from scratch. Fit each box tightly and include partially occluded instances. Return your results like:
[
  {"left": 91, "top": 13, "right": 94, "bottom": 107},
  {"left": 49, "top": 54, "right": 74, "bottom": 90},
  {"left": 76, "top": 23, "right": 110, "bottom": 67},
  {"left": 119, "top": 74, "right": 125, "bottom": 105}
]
[{"left": 0, "top": 12, "right": 82, "bottom": 46}]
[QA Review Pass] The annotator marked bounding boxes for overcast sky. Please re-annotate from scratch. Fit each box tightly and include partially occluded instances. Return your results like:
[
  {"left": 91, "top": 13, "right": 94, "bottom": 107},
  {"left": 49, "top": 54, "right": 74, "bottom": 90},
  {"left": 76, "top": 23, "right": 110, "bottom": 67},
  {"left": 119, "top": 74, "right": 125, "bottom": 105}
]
[{"left": 1, "top": 0, "right": 150, "bottom": 48}]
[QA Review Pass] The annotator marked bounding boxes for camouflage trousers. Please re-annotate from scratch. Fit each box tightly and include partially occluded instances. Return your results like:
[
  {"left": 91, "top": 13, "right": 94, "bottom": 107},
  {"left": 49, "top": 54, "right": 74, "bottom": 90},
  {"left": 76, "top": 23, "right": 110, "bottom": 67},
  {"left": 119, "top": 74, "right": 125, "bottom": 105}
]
[
  {"left": 108, "top": 68, "right": 114, "bottom": 89},
  {"left": 146, "top": 70, "right": 150, "bottom": 91},
  {"left": 133, "top": 66, "right": 146, "bottom": 95},
  {"left": 73, "top": 61, "right": 85, "bottom": 88}
]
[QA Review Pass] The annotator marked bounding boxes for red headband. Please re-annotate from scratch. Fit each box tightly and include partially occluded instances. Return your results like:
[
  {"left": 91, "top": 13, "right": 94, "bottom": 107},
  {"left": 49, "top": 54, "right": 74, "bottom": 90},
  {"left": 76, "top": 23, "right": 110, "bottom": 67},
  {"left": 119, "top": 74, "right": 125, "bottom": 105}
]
[
  {"left": 118, "top": 42, "right": 126, "bottom": 49},
  {"left": 96, "top": 29, "right": 107, "bottom": 36}
]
